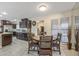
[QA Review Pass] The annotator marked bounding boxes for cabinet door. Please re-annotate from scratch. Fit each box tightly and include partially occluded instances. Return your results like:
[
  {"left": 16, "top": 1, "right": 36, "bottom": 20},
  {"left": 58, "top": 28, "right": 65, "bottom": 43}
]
[
  {"left": 2, "top": 34, "right": 12, "bottom": 46},
  {"left": 20, "top": 21, "right": 27, "bottom": 28},
  {"left": 13, "top": 24, "right": 16, "bottom": 29}
]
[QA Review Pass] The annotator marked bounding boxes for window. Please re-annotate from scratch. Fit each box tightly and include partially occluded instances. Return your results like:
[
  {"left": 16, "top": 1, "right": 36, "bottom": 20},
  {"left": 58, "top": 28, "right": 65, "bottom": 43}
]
[
  {"left": 75, "top": 16, "right": 79, "bottom": 29},
  {"left": 51, "top": 17, "right": 69, "bottom": 43},
  {"left": 52, "top": 19, "right": 59, "bottom": 39},
  {"left": 60, "top": 17, "right": 69, "bottom": 43}
]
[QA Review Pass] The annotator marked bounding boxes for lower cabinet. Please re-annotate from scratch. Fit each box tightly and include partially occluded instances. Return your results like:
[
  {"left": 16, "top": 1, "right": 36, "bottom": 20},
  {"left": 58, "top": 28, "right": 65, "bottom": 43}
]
[
  {"left": 2, "top": 34, "right": 12, "bottom": 46},
  {"left": 16, "top": 32, "right": 28, "bottom": 41}
]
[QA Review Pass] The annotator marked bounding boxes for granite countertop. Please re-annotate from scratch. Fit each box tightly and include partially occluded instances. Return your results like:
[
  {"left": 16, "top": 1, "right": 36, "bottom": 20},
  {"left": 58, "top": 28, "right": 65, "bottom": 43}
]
[
  {"left": 2, "top": 32, "right": 12, "bottom": 34},
  {"left": 0, "top": 32, "right": 12, "bottom": 36}
]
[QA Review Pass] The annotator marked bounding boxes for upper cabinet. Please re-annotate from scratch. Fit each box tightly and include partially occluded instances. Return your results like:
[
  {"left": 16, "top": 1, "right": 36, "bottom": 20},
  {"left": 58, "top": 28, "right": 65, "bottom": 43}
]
[
  {"left": 19, "top": 18, "right": 31, "bottom": 28},
  {"left": 0, "top": 21, "right": 2, "bottom": 26},
  {"left": 19, "top": 21, "right": 26, "bottom": 28},
  {"left": 1, "top": 20, "right": 13, "bottom": 25},
  {"left": 0, "top": 21, "right": 3, "bottom": 33},
  {"left": 13, "top": 24, "right": 16, "bottom": 29}
]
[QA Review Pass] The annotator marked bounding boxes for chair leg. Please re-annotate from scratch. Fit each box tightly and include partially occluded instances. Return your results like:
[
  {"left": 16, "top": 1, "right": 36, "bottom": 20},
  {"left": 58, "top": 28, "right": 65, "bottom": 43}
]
[
  {"left": 49, "top": 52, "right": 52, "bottom": 56},
  {"left": 59, "top": 51, "right": 61, "bottom": 55},
  {"left": 28, "top": 49, "right": 29, "bottom": 54},
  {"left": 38, "top": 51, "right": 39, "bottom": 54},
  {"left": 59, "top": 46, "right": 61, "bottom": 55},
  {"left": 37, "top": 46, "right": 39, "bottom": 54},
  {"left": 28, "top": 45, "right": 30, "bottom": 54},
  {"left": 28, "top": 50, "right": 29, "bottom": 54}
]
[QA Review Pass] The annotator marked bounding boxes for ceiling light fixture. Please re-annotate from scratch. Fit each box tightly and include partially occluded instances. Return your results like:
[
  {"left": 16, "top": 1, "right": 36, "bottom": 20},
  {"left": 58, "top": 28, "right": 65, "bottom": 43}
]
[
  {"left": 1, "top": 12, "right": 8, "bottom": 15},
  {"left": 39, "top": 5, "right": 47, "bottom": 11},
  {"left": 38, "top": 3, "right": 48, "bottom": 11}
]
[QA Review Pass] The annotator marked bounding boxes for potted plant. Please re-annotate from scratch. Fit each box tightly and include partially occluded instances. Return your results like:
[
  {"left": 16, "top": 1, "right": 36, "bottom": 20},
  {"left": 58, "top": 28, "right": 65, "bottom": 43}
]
[
  {"left": 75, "top": 28, "right": 79, "bottom": 51},
  {"left": 67, "top": 27, "right": 72, "bottom": 50}
]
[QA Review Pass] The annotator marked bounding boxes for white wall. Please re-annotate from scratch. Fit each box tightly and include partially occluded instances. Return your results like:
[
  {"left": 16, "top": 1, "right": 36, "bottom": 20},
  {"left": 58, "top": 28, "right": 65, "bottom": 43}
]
[{"left": 16, "top": 20, "right": 21, "bottom": 29}]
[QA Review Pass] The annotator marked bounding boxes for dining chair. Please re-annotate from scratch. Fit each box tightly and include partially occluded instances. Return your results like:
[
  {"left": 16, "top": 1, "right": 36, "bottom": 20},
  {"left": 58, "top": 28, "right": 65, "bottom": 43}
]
[
  {"left": 38, "top": 35, "right": 52, "bottom": 56},
  {"left": 52, "top": 33, "right": 62, "bottom": 55},
  {"left": 28, "top": 33, "right": 39, "bottom": 54}
]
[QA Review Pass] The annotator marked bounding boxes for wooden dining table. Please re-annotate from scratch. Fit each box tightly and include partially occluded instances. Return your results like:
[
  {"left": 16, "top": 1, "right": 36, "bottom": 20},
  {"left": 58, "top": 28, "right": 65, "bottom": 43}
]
[{"left": 32, "top": 36, "right": 40, "bottom": 42}]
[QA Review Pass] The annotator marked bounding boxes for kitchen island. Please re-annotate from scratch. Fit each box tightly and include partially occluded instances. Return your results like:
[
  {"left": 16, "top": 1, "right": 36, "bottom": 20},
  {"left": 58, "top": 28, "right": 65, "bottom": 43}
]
[{"left": 0, "top": 32, "right": 12, "bottom": 48}]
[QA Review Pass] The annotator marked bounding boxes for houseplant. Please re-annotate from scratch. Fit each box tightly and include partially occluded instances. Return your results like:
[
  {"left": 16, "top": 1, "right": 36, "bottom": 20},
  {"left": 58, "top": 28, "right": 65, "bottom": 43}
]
[{"left": 67, "top": 26, "right": 72, "bottom": 50}]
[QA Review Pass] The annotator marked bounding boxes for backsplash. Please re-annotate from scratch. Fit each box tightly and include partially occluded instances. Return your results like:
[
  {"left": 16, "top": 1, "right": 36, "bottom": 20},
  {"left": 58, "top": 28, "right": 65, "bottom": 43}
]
[{"left": 16, "top": 28, "right": 27, "bottom": 33}]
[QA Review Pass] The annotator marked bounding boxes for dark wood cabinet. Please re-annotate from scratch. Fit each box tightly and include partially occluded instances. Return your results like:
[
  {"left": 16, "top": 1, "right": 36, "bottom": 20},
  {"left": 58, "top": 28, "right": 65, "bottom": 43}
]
[
  {"left": 13, "top": 24, "right": 16, "bottom": 29},
  {"left": 2, "top": 34, "right": 12, "bottom": 46},
  {"left": 1, "top": 20, "right": 12, "bottom": 25},
  {"left": 0, "top": 26, "right": 3, "bottom": 33},
  {"left": 0, "top": 20, "right": 13, "bottom": 47},
  {"left": 18, "top": 18, "right": 31, "bottom": 41},
  {"left": 20, "top": 21, "right": 27, "bottom": 28},
  {"left": 16, "top": 32, "right": 28, "bottom": 41},
  {"left": 19, "top": 18, "right": 31, "bottom": 28}
]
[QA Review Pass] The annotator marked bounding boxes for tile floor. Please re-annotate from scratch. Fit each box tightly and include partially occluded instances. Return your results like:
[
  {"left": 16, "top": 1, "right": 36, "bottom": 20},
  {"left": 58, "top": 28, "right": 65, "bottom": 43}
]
[{"left": 0, "top": 37, "right": 78, "bottom": 56}]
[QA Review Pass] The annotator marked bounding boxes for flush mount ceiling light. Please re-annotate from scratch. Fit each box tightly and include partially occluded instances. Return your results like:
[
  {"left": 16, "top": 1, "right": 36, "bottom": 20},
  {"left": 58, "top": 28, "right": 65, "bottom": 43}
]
[
  {"left": 38, "top": 3, "right": 48, "bottom": 11},
  {"left": 1, "top": 12, "right": 8, "bottom": 15}
]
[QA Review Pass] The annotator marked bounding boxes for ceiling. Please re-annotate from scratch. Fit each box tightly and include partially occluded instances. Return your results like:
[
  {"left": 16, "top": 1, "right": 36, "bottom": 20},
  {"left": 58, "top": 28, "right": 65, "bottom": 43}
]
[{"left": 0, "top": 2, "right": 78, "bottom": 20}]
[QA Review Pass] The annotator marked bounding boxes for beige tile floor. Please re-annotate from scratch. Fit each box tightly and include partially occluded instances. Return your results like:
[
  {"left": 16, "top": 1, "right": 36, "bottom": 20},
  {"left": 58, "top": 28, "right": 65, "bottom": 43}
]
[{"left": 0, "top": 37, "right": 78, "bottom": 56}]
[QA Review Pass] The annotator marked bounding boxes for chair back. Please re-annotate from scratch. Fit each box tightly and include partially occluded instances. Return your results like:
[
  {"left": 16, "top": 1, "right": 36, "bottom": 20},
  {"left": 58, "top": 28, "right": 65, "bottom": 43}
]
[
  {"left": 40, "top": 36, "right": 52, "bottom": 41},
  {"left": 57, "top": 33, "right": 62, "bottom": 43},
  {"left": 39, "top": 35, "right": 52, "bottom": 48}
]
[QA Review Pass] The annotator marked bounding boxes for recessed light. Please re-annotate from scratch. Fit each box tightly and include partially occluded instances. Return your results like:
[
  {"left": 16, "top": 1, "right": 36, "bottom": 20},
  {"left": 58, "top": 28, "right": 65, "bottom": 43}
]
[
  {"left": 1, "top": 12, "right": 8, "bottom": 15},
  {"left": 0, "top": 15, "right": 3, "bottom": 17}
]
